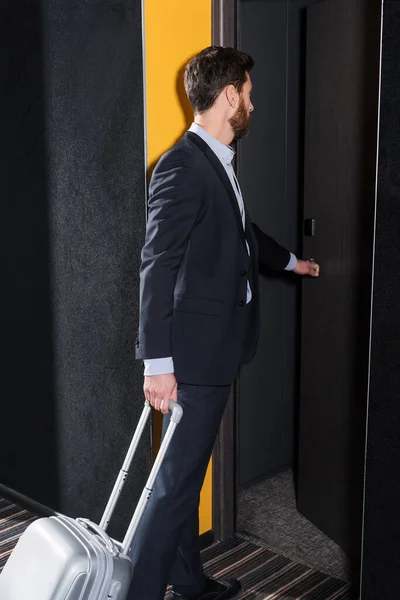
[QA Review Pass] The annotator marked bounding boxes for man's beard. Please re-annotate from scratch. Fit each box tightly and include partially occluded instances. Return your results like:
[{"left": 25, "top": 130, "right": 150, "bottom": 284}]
[{"left": 229, "top": 98, "right": 251, "bottom": 141}]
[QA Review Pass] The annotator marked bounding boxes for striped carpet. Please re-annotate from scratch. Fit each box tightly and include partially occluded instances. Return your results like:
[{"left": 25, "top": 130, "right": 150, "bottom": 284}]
[
  {"left": 0, "top": 498, "right": 38, "bottom": 572},
  {"left": 0, "top": 498, "right": 353, "bottom": 598},
  {"left": 201, "top": 536, "right": 354, "bottom": 599}
]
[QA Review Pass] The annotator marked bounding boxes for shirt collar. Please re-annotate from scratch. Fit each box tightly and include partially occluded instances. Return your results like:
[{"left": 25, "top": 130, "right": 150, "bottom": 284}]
[{"left": 189, "top": 123, "right": 235, "bottom": 166}]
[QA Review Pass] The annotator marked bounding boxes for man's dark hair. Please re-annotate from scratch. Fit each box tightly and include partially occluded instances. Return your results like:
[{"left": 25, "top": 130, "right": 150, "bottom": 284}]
[{"left": 184, "top": 46, "right": 254, "bottom": 114}]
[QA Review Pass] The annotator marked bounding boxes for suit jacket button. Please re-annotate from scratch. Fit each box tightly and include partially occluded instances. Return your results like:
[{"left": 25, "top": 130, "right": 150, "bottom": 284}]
[
  {"left": 239, "top": 300, "right": 245, "bottom": 307},
  {"left": 241, "top": 270, "right": 247, "bottom": 277}
]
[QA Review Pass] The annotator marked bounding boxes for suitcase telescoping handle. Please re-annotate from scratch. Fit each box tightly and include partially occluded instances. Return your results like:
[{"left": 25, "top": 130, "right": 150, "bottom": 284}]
[{"left": 99, "top": 399, "right": 183, "bottom": 555}]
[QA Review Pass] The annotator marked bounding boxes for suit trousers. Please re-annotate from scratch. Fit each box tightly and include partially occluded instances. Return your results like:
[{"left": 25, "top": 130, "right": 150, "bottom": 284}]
[{"left": 126, "top": 381, "right": 232, "bottom": 600}]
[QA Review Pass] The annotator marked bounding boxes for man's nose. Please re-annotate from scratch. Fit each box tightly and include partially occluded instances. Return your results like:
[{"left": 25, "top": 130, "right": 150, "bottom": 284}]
[{"left": 249, "top": 103, "right": 254, "bottom": 112}]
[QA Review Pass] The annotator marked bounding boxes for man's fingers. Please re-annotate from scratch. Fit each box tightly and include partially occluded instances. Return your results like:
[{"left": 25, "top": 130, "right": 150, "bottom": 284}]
[
  {"left": 154, "top": 392, "right": 163, "bottom": 412},
  {"left": 143, "top": 383, "right": 158, "bottom": 410},
  {"left": 143, "top": 374, "right": 178, "bottom": 414},
  {"left": 158, "top": 386, "right": 178, "bottom": 415},
  {"left": 144, "top": 387, "right": 173, "bottom": 413},
  {"left": 162, "top": 386, "right": 178, "bottom": 414},
  {"left": 308, "top": 261, "right": 320, "bottom": 277},
  {"left": 143, "top": 383, "right": 151, "bottom": 406},
  {"left": 160, "top": 396, "right": 171, "bottom": 415}
]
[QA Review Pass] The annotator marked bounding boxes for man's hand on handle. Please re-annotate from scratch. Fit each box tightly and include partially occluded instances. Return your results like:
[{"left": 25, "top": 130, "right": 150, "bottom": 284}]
[
  {"left": 293, "top": 259, "right": 320, "bottom": 277},
  {"left": 144, "top": 373, "right": 178, "bottom": 415}
]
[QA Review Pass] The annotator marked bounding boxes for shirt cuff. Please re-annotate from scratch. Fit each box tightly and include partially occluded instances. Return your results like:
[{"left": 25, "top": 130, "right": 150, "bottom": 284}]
[
  {"left": 284, "top": 252, "right": 297, "bottom": 271},
  {"left": 143, "top": 357, "right": 174, "bottom": 376}
]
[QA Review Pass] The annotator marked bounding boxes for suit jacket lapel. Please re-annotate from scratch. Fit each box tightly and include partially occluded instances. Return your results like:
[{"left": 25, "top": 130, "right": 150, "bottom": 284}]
[{"left": 185, "top": 132, "right": 247, "bottom": 249}]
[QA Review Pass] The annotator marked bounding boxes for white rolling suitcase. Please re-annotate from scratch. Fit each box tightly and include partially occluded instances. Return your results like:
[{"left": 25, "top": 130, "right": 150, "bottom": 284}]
[{"left": 0, "top": 400, "right": 183, "bottom": 600}]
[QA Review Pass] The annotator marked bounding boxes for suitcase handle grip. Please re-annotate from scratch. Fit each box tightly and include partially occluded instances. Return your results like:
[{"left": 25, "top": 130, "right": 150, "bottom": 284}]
[
  {"left": 99, "top": 399, "right": 183, "bottom": 550},
  {"left": 77, "top": 518, "right": 119, "bottom": 555},
  {"left": 168, "top": 399, "right": 183, "bottom": 423}
]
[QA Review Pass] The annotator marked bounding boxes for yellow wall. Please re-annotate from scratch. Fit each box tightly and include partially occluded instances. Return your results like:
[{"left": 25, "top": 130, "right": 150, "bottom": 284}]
[{"left": 143, "top": 0, "right": 212, "bottom": 534}]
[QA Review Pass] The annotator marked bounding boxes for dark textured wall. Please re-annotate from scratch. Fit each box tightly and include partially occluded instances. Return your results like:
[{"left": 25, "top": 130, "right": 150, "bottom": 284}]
[
  {"left": 361, "top": 2, "right": 400, "bottom": 597},
  {"left": 1, "top": 0, "right": 149, "bottom": 539}
]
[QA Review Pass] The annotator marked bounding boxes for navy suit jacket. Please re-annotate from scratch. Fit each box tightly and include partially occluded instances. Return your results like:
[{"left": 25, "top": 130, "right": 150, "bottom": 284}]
[{"left": 135, "top": 132, "right": 290, "bottom": 385}]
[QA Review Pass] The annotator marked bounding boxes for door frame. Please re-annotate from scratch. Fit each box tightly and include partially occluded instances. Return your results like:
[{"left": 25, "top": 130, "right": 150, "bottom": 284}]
[{"left": 211, "top": 0, "right": 238, "bottom": 542}]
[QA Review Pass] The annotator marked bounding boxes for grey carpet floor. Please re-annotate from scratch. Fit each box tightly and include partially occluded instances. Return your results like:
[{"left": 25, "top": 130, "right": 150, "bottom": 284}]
[{"left": 237, "top": 469, "right": 355, "bottom": 583}]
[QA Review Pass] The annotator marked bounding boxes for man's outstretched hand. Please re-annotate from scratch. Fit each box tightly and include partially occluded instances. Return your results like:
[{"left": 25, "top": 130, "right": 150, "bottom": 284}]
[
  {"left": 293, "top": 259, "right": 320, "bottom": 277},
  {"left": 144, "top": 373, "right": 178, "bottom": 415}
]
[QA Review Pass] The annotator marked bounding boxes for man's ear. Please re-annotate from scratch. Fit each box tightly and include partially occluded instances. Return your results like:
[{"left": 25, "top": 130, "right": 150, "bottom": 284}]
[{"left": 225, "top": 84, "right": 238, "bottom": 108}]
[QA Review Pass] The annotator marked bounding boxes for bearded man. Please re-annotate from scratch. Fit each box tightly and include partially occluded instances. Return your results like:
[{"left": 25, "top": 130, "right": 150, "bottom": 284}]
[{"left": 127, "top": 46, "right": 320, "bottom": 600}]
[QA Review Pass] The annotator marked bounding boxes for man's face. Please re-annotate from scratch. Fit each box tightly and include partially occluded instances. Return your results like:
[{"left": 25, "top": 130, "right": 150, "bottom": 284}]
[{"left": 229, "top": 74, "right": 254, "bottom": 141}]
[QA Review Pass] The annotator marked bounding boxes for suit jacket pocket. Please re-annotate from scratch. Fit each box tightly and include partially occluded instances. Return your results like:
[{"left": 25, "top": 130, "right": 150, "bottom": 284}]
[{"left": 173, "top": 295, "right": 222, "bottom": 316}]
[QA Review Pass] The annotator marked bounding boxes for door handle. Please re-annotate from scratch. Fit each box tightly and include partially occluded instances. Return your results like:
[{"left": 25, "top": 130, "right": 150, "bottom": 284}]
[{"left": 304, "top": 218, "right": 316, "bottom": 237}]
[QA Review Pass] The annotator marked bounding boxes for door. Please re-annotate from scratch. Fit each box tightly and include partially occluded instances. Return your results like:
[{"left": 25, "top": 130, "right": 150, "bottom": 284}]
[
  {"left": 237, "top": 0, "right": 307, "bottom": 487},
  {"left": 298, "top": 0, "right": 381, "bottom": 557}
]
